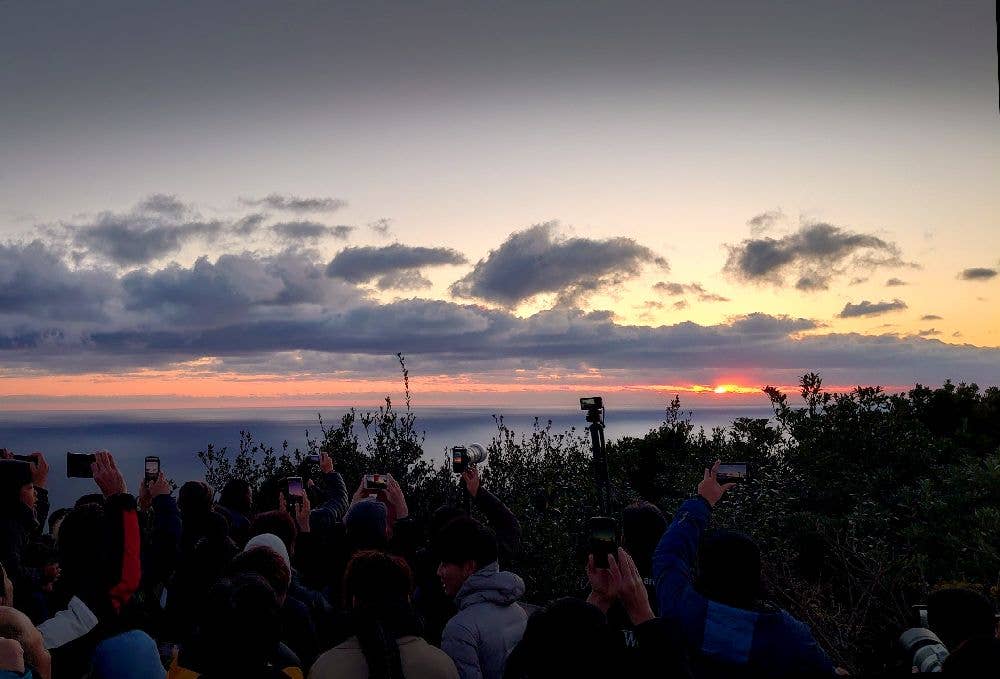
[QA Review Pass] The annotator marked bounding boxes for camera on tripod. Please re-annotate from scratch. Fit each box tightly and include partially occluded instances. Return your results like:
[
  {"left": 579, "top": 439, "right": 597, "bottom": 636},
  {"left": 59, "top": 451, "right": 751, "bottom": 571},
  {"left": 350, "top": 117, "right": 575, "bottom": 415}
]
[{"left": 451, "top": 443, "right": 487, "bottom": 473}]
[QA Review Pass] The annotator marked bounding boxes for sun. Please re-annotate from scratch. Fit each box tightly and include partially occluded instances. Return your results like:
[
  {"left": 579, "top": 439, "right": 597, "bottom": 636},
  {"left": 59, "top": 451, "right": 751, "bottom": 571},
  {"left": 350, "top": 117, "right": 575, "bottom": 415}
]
[{"left": 713, "top": 385, "right": 728, "bottom": 394}]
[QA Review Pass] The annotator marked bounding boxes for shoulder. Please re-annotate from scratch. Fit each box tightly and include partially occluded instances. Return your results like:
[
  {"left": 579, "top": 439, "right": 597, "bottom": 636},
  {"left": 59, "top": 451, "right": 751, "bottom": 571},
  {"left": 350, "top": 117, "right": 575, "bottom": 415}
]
[{"left": 309, "top": 637, "right": 366, "bottom": 678}]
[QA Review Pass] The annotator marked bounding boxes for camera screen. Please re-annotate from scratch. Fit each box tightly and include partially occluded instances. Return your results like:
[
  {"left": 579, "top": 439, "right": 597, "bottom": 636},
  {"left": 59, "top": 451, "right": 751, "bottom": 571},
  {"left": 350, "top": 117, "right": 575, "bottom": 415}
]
[
  {"left": 364, "top": 473, "right": 388, "bottom": 490},
  {"left": 717, "top": 462, "right": 748, "bottom": 483},
  {"left": 67, "top": 452, "right": 96, "bottom": 479},
  {"left": 588, "top": 517, "right": 617, "bottom": 567},
  {"left": 145, "top": 457, "right": 160, "bottom": 478},
  {"left": 286, "top": 476, "right": 305, "bottom": 498},
  {"left": 451, "top": 447, "right": 467, "bottom": 472}
]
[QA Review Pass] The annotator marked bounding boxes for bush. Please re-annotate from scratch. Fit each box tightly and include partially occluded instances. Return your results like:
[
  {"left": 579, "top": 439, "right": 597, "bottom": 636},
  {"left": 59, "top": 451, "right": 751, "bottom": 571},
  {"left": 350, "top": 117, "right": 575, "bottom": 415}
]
[{"left": 198, "top": 370, "right": 1000, "bottom": 675}]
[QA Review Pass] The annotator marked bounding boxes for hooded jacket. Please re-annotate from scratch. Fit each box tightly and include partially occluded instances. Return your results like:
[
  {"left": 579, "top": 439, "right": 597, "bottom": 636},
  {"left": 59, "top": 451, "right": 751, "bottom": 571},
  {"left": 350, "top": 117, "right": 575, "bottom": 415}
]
[
  {"left": 440, "top": 562, "right": 527, "bottom": 679},
  {"left": 653, "top": 497, "right": 835, "bottom": 679}
]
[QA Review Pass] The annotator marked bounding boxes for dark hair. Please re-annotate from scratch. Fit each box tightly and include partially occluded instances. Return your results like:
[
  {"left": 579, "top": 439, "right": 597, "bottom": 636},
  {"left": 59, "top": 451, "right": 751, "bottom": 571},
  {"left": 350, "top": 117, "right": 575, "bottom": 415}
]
[
  {"left": 928, "top": 588, "right": 997, "bottom": 651},
  {"left": 250, "top": 511, "right": 297, "bottom": 556},
  {"left": 943, "top": 635, "right": 1000, "bottom": 675},
  {"left": 343, "top": 550, "right": 418, "bottom": 679},
  {"left": 434, "top": 517, "right": 497, "bottom": 568},
  {"left": 178, "top": 481, "right": 214, "bottom": 515},
  {"left": 58, "top": 503, "right": 118, "bottom": 611},
  {"left": 219, "top": 479, "right": 253, "bottom": 516},
  {"left": 622, "top": 501, "right": 666, "bottom": 576},
  {"left": 228, "top": 547, "right": 291, "bottom": 601},
  {"left": 74, "top": 493, "right": 105, "bottom": 509},
  {"left": 198, "top": 574, "right": 282, "bottom": 675},
  {"left": 696, "top": 529, "right": 761, "bottom": 609},
  {"left": 504, "top": 598, "right": 617, "bottom": 679}
]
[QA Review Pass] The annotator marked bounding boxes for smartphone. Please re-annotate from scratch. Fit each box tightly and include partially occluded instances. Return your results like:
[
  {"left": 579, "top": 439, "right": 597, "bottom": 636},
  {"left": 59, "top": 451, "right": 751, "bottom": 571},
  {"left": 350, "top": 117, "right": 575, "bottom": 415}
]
[
  {"left": 144, "top": 456, "right": 160, "bottom": 482},
  {"left": 305, "top": 453, "right": 321, "bottom": 464},
  {"left": 286, "top": 476, "right": 305, "bottom": 504},
  {"left": 67, "top": 452, "right": 97, "bottom": 479},
  {"left": 717, "top": 462, "right": 749, "bottom": 484},
  {"left": 588, "top": 516, "right": 618, "bottom": 569},
  {"left": 364, "top": 473, "right": 388, "bottom": 491},
  {"left": 11, "top": 454, "right": 36, "bottom": 463}
]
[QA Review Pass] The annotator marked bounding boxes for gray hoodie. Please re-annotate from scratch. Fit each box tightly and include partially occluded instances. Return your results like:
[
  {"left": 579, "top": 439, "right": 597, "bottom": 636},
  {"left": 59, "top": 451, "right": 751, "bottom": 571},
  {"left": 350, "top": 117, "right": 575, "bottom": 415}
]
[{"left": 440, "top": 562, "right": 528, "bottom": 679}]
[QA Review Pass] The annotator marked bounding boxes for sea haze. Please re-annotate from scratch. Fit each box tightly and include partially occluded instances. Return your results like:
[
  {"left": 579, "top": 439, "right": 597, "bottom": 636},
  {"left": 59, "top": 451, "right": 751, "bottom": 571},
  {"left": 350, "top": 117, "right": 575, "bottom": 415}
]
[{"left": 0, "top": 405, "right": 772, "bottom": 509}]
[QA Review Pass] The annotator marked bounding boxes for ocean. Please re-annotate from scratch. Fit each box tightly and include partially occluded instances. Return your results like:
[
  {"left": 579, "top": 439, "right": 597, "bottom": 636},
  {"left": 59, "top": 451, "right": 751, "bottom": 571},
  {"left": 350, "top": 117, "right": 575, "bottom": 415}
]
[{"left": 0, "top": 405, "right": 773, "bottom": 509}]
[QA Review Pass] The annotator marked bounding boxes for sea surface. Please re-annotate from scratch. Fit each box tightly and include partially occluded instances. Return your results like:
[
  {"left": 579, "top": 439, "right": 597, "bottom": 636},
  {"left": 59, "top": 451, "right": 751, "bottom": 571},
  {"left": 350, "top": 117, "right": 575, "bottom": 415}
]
[{"left": 0, "top": 405, "right": 772, "bottom": 509}]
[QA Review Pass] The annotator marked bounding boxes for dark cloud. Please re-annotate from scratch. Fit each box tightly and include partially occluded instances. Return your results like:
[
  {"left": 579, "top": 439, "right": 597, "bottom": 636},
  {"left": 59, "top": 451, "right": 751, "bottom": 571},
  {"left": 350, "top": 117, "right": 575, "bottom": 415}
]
[
  {"left": 240, "top": 193, "right": 347, "bottom": 213},
  {"left": 653, "top": 281, "right": 729, "bottom": 302},
  {"left": 451, "top": 222, "right": 667, "bottom": 307},
  {"left": 136, "top": 193, "right": 189, "bottom": 219},
  {"left": 369, "top": 218, "right": 393, "bottom": 237},
  {"left": 326, "top": 243, "right": 467, "bottom": 289},
  {"left": 0, "top": 240, "right": 116, "bottom": 322},
  {"left": 724, "top": 222, "right": 906, "bottom": 291},
  {"left": 673, "top": 300, "right": 688, "bottom": 310},
  {"left": 918, "top": 328, "right": 941, "bottom": 337},
  {"left": 849, "top": 277, "right": 869, "bottom": 285},
  {"left": 885, "top": 277, "right": 907, "bottom": 287},
  {"left": 837, "top": 299, "right": 908, "bottom": 318},
  {"left": 920, "top": 314, "right": 943, "bottom": 321},
  {"left": 233, "top": 213, "right": 268, "bottom": 235},
  {"left": 747, "top": 209, "right": 784, "bottom": 234},
  {"left": 959, "top": 267, "right": 997, "bottom": 280},
  {"left": 271, "top": 221, "right": 353, "bottom": 241},
  {"left": 70, "top": 212, "right": 224, "bottom": 267}
]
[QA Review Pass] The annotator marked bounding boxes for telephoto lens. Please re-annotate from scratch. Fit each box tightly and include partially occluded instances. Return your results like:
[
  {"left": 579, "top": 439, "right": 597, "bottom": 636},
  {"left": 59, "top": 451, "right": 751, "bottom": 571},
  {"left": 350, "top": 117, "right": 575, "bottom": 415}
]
[
  {"left": 452, "top": 443, "right": 487, "bottom": 473},
  {"left": 899, "top": 627, "right": 949, "bottom": 673}
]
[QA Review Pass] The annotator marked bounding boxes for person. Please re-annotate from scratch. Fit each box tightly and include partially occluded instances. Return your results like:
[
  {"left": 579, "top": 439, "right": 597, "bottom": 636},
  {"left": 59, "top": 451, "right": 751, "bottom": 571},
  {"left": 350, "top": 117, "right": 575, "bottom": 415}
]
[
  {"left": 37, "top": 452, "right": 141, "bottom": 679},
  {"left": 309, "top": 550, "right": 458, "bottom": 679},
  {"left": 927, "top": 587, "right": 997, "bottom": 652},
  {"left": 216, "top": 479, "right": 253, "bottom": 547},
  {"left": 177, "top": 482, "right": 229, "bottom": 556},
  {"left": 653, "top": 460, "right": 845, "bottom": 678},
  {"left": 167, "top": 574, "right": 301, "bottom": 679},
  {"left": 0, "top": 456, "right": 55, "bottom": 618},
  {"left": 0, "top": 607, "right": 50, "bottom": 679},
  {"left": 436, "top": 518, "right": 526, "bottom": 679}
]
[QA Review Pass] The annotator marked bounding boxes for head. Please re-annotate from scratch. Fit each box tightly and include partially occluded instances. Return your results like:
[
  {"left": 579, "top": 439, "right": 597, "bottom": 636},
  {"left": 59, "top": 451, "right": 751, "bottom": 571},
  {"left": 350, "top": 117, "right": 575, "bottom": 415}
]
[
  {"left": 505, "top": 598, "right": 616, "bottom": 679},
  {"left": 250, "top": 510, "right": 297, "bottom": 557},
  {"left": 0, "top": 460, "right": 34, "bottom": 511},
  {"left": 178, "top": 480, "right": 214, "bottom": 515},
  {"left": 229, "top": 544, "right": 290, "bottom": 606},
  {"left": 0, "top": 561, "right": 13, "bottom": 607},
  {"left": 57, "top": 503, "right": 112, "bottom": 597},
  {"left": 344, "top": 498, "right": 389, "bottom": 552},
  {"left": 198, "top": 574, "right": 282, "bottom": 674},
  {"left": 928, "top": 588, "right": 997, "bottom": 651},
  {"left": 434, "top": 517, "right": 498, "bottom": 598},
  {"left": 73, "top": 493, "right": 105, "bottom": 509},
  {"left": 344, "top": 549, "right": 413, "bottom": 612},
  {"left": 219, "top": 478, "right": 253, "bottom": 516},
  {"left": 696, "top": 529, "right": 761, "bottom": 609},
  {"left": 622, "top": 501, "right": 667, "bottom": 576},
  {"left": 0, "top": 606, "right": 51, "bottom": 679}
]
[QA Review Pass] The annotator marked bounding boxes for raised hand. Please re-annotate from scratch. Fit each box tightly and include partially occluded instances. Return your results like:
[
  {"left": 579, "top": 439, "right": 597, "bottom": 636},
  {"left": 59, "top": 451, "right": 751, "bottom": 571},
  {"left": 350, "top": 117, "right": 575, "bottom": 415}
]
[
  {"left": 385, "top": 474, "right": 409, "bottom": 520},
  {"left": 319, "top": 452, "right": 334, "bottom": 474},
  {"left": 697, "top": 459, "right": 736, "bottom": 507},
  {"left": 28, "top": 452, "right": 49, "bottom": 488},
  {"left": 92, "top": 451, "right": 127, "bottom": 497},
  {"left": 585, "top": 553, "right": 618, "bottom": 612},
  {"left": 294, "top": 493, "right": 312, "bottom": 533},
  {"left": 461, "top": 464, "right": 481, "bottom": 498},
  {"left": 608, "top": 547, "right": 654, "bottom": 625}
]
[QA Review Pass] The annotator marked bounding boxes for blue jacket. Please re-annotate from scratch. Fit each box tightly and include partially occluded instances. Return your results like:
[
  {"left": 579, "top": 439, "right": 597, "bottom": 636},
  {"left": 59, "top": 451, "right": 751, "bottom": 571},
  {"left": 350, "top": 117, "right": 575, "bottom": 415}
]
[{"left": 653, "top": 498, "right": 834, "bottom": 679}]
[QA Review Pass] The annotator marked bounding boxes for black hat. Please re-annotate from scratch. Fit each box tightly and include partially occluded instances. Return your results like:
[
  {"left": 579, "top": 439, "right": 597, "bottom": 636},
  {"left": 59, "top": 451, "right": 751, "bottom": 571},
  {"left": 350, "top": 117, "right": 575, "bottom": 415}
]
[{"left": 0, "top": 460, "right": 33, "bottom": 501}]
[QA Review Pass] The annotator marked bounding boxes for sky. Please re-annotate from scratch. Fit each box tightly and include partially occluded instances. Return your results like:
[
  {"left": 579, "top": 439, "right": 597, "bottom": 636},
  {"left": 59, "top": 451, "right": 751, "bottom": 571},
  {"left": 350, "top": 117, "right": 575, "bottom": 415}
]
[{"left": 0, "top": 0, "right": 998, "bottom": 409}]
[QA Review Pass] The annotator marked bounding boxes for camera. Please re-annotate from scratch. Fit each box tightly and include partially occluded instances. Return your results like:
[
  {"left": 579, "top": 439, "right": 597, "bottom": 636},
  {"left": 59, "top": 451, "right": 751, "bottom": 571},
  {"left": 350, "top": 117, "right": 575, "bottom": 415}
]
[
  {"left": 144, "top": 456, "right": 160, "bottom": 482},
  {"left": 364, "top": 473, "right": 388, "bottom": 491},
  {"left": 67, "top": 452, "right": 97, "bottom": 479},
  {"left": 899, "top": 627, "right": 949, "bottom": 673},
  {"left": 580, "top": 396, "right": 603, "bottom": 410},
  {"left": 452, "top": 443, "right": 487, "bottom": 473},
  {"left": 587, "top": 516, "right": 618, "bottom": 568},
  {"left": 717, "top": 462, "right": 749, "bottom": 484}
]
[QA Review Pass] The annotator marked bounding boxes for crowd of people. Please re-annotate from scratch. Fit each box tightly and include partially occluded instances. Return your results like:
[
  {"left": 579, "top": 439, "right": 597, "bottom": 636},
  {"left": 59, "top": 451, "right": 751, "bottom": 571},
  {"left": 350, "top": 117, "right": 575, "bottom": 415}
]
[{"left": 0, "top": 449, "right": 996, "bottom": 678}]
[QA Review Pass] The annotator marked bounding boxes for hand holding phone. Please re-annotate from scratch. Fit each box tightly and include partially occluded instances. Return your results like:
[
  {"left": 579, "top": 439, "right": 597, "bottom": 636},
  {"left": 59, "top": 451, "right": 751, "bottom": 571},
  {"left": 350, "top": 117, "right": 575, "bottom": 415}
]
[{"left": 285, "top": 476, "right": 305, "bottom": 505}]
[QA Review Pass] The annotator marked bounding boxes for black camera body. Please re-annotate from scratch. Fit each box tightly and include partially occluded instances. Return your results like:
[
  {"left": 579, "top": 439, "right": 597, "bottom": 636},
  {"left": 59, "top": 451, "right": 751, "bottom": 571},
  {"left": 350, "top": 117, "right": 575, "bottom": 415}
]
[{"left": 451, "top": 444, "right": 486, "bottom": 473}]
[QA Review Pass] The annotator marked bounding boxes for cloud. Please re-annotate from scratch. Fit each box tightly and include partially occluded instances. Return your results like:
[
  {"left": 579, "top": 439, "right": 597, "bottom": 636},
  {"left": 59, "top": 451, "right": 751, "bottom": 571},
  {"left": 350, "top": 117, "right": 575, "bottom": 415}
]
[
  {"left": 369, "top": 218, "right": 393, "bottom": 237},
  {"left": 240, "top": 193, "right": 347, "bottom": 213},
  {"left": 920, "top": 314, "right": 943, "bottom": 321},
  {"left": 849, "top": 277, "right": 868, "bottom": 285},
  {"left": 451, "top": 222, "right": 667, "bottom": 307},
  {"left": 271, "top": 221, "right": 353, "bottom": 241},
  {"left": 747, "top": 209, "right": 784, "bottom": 234},
  {"left": 837, "top": 299, "right": 908, "bottom": 318},
  {"left": 918, "top": 328, "right": 941, "bottom": 337},
  {"left": 885, "top": 277, "right": 907, "bottom": 287},
  {"left": 959, "top": 267, "right": 997, "bottom": 280},
  {"left": 136, "top": 193, "right": 189, "bottom": 220},
  {"left": 233, "top": 213, "right": 268, "bottom": 235},
  {"left": 653, "top": 281, "right": 729, "bottom": 302},
  {"left": 326, "top": 244, "right": 467, "bottom": 289},
  {"left": 724, "top": 222, "right": 908, "bottom": 291},
  {"left": 70, "top": 212, "right": 224, "bottom": 267},
  {"left": 673, "top": 300, "right": 688, "bottom": 310}
]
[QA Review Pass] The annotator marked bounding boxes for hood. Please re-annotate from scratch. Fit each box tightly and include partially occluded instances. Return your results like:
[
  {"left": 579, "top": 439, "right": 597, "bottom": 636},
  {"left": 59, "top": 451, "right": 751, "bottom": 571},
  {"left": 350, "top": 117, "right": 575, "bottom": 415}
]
[
  {"left": 245, "top": 533, "right": 291, "bottom": 573},
  {"left": 455, "top": 561, "right": 525, "bottom": 609}
]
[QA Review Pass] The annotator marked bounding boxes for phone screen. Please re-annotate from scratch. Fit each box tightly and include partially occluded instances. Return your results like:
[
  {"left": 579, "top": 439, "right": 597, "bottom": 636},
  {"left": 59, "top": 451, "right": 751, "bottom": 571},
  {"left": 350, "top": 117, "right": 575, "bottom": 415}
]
[
  {"left": 588, "top": 517, "right": 618, "bottom": 568},
  {"left": 717, "top": 462, "right": 749, "bottom": 483},
  {"left": 145, "top": 457, "right": 160, "bottom": 480},
  {"left": 364, "top": 473, "right": 388, "bottom": 490},
  {"left": 67, "top": 452, "right": 96, "bottom": 479},
  {"left": 286, "top": 476, "right": 305, "bottom": 501}
]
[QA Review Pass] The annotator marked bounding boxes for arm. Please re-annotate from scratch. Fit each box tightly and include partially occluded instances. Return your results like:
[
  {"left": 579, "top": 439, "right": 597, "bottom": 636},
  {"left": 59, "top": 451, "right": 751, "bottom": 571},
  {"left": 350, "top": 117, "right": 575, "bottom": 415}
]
[
  {"left": 463, "top": 467, "right": 521, "bottom": 558},
  {"left": 308, "top": 455, "right": 349, "bottom": 529},
  {"left": 142, "top": 483, "right": 182, "bottom": 587},
  {"left": 440, "top": 621, "right": 483, "bottom": 679},
  {"left": 92, "top": 452, "right": 141, "bottom": 614}
]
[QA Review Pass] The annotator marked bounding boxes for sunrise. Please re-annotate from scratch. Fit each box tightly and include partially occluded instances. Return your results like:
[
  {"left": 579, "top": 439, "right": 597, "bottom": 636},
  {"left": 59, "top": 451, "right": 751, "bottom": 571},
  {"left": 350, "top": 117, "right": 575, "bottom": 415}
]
[{"left": 0, "top": 3, "right": 998, "bottom": 677}]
